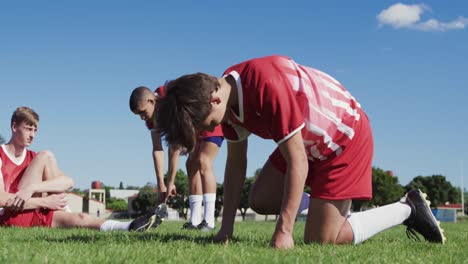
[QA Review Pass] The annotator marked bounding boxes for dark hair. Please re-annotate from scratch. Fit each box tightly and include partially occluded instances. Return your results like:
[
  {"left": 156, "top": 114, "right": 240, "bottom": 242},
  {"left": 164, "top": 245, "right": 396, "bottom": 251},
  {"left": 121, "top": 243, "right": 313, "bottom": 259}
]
[
  {"left": 129, "top": 86, "right": 152, "bottom": 112},
  {"left": 155, "top": 73, "right": 219, "bottom": 151}
]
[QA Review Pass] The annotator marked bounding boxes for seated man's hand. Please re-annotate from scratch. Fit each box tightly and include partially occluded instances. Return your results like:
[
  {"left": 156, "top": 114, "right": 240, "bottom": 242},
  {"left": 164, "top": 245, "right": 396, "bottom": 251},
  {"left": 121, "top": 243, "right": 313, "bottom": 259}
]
[
  {"left": 15, "top": 186, "right": 35, "bottom": 203},
  {"left": 5, "top": 195, "right": 25, "bottom": 212},
  {"left": 43, "top": 193, "right": 68, "bottom": 211}
]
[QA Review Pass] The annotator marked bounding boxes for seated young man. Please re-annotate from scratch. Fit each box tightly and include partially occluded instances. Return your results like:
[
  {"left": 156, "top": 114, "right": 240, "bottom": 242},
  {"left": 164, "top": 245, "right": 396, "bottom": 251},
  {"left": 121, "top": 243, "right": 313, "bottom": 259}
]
[
  {"left": 0, "top": 106, "right": 165, "bottom": 231},
  {"left": 130, "top": 85, "right": 223, "bottom": 231},
  {"left": 154, "top": 55, "right": 445, "bottom": 249}
]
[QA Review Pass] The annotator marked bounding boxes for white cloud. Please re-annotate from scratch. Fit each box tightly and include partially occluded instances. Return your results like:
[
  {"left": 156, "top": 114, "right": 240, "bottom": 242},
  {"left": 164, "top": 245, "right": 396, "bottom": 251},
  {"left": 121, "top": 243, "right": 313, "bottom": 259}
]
[{"left": 377, "top": 3, "right": 468, "bottom": 32}]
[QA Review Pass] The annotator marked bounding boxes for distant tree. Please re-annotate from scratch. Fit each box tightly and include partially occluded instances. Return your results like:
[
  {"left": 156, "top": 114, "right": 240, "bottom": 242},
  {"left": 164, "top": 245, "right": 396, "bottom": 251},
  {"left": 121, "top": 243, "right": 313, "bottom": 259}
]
[
  {"left": 353, "top": 167, "right": 404, "bottom": 211},
  {"left": 131, "top": 184, "right": 157, "bottom": 215},
  {"left": 119, "top": 181, "right": 124, "bottom": 190},
  {"left": 254, "top": 168, "right": 262, "bottom": 178},
  {"left": 126, "top": 185, "right": 141, "bottom": 190},
  {"left": 166, "top": 169, "right": 190, "bottom": 218},
  {"left": 405, "top": 175, "right": 460, "bottom": 207},
  {"left": 215, "top": 183, "right": 224, "bottom": 221},
  {"left": 0, "top": 134, "right": 5, "bottom": 144},
  {"left": 239, "top": 176, "right": 256, "bottom": 220},
  {"left": 371, "top": 168, "right": 405, "bottom": 205},
  {"left": 69, "top": 188, "right": 85, "bottom": 196},
  {"left": 102, "top": 185, "right": 113, "bottom": 200},
  {"left": 106, "top": 197, "right": 128, "bottom": 211},
  {"left": 173, "top": 169, "right": 189, "bottom": 197}
]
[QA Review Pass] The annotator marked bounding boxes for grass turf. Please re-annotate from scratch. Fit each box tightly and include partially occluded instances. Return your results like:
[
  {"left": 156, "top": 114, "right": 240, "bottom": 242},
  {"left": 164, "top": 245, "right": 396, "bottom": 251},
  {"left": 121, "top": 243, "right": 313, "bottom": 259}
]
[{"left": 1, "top": 220, "right": 467, "bottom": 263}]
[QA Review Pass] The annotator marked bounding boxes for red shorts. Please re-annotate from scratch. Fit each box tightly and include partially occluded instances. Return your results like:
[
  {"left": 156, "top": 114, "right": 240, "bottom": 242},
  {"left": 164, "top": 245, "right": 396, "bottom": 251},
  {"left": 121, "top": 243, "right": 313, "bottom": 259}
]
[
  {"left": 201, "top": 124, "right": 223, "bottom": 138},
  {"left": 0, "top": 208, "right": 55, "bottom": 227},
  {"left": 269, "top": 112, "right": 374, "bottom": 200}
]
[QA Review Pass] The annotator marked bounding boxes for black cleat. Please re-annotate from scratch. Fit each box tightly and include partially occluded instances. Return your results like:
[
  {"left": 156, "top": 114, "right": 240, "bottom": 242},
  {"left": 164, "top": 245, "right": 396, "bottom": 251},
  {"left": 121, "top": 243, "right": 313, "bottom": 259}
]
[
  {"left": 128, "top": 213, "right": 157, "bottom": 232},
  {"left": 154, "top": 203, "right": 168, "bottom": 219},
  {"left": 401, "top": 189, "right": 446, "bottom": 244},
  {"left": 197, "top": 220, "right": 215, "bottom": 232},
  {"left": 151, "top": 203, "right": 168, "bottom": 228},
  {"left": 182, "top": 222, "right": 199, "bottom": 230}
]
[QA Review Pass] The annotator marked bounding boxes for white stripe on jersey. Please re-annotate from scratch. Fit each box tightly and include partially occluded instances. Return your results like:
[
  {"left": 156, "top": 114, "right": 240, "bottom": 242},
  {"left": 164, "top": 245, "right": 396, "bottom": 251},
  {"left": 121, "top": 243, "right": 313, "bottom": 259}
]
[
  {"left": 284, "top": 63, "right": 356, "bottom": 140},
  {"left": 320, "top": 90, "right": 361, "bottom": 121},
  {"left": 305, "top": 123, "right": 343, "bottom": 154},
  {"left": 316, "top": 74, "right": 361, "bottom": 108}
]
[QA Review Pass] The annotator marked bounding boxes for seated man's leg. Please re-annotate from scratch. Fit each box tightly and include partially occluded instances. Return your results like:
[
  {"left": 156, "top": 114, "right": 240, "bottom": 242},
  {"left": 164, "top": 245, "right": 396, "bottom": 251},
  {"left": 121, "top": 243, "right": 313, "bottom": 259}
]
[
  {"left": 52, "top": 211, "right": 104, "bottom": 229},
  {"left": 52, "top": 208, "right": 165, "bottom": 232},
  {"left": 17, "top": 150, "right": 73, "bottom": 194}
]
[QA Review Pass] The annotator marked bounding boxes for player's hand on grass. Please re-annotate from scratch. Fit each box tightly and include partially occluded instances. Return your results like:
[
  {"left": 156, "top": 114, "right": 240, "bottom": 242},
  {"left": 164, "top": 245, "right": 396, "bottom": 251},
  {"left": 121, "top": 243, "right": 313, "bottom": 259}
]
[
  {"left": 270, "top": 231, "right": 294, "bottom": 249},
  {"left": 43, "top": 193, "right": 68, "bottom": 210},
  {"left": 214, "top": 227, "right": 233, "bottom": 244}
]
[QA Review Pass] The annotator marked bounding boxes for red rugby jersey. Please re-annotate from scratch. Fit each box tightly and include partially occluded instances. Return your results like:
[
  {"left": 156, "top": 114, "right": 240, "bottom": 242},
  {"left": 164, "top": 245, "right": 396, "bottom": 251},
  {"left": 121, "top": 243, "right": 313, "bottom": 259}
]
[
  {"left": 0, "top": 145, "right": 36, "bottom": 193},
  {"left": 222, "top": 55, "right": 363, "bottom": 161}
]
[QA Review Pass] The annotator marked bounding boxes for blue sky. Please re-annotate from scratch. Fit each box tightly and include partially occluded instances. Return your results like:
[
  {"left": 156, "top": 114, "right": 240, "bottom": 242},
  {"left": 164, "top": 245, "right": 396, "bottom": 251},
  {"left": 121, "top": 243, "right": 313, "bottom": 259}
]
[{"left": 1, "top": 1, "right": 467, "bottom": 190}]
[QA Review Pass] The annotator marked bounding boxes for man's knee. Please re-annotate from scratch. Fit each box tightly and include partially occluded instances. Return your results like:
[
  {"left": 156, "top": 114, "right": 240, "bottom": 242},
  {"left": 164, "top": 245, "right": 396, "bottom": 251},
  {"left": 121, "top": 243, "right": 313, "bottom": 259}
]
[
  {"left": 198, "top": 153, "right": 212, "bottom": 174},
  {"left": 73, "top": 213, "right": 90, "bottom": 226},
  {"left": 37, "top": 150, "right": 55, "bottom": 161},
  {"left": 185, "top": 156, "right": 199, "bottom": 176},
  {"left": 248, "top": 191, "right": 267, "bottom": 214}
]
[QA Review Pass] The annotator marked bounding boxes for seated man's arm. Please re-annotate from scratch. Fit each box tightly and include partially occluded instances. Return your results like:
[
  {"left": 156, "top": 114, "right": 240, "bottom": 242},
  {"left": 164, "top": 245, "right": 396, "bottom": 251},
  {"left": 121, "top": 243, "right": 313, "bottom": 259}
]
[
  {"left": 24, "top": 176, "right": 74, "bottom": 194},
  {"left": 1, "top": 189, "right": 67, "bottom": 212}
]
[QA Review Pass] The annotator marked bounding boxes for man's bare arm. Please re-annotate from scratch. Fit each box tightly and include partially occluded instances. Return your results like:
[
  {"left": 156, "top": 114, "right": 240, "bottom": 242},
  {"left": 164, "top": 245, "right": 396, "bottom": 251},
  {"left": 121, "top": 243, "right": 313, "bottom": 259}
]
[
  {"left": 272, "top": 132, "right": 308, "bottom": 249},
  {"left": 214, "top": 140, "right": 248, "bottom": 242},
  {"left": 151, "top": 130, "right": 167, "bottom": 198}
]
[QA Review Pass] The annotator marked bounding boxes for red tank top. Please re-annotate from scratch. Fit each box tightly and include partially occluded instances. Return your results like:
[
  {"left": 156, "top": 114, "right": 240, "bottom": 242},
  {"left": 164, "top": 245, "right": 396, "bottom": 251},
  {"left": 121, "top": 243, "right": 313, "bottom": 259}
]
[{"left": 0, "top": 145, "right": 36, "bottom": 193}]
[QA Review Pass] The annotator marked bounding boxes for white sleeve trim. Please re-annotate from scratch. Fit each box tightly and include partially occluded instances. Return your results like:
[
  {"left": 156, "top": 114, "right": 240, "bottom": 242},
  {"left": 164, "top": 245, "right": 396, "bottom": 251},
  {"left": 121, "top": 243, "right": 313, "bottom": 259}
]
[{"left": 277, "top": 123, "right": 305, "bottom": 145}]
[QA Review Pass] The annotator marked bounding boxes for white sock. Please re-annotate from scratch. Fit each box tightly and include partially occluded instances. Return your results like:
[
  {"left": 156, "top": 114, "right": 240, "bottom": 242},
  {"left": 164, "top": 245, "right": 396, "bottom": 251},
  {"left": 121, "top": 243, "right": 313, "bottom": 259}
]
[
  {"left": 189, "top": 195, "right": 203, "bottom": 226},
  {"left": 347, "top": 201, "right": 411, "bottom": 244},
  {"left": 99, "top": 220, "right": 132, "bottom": 231},
  {"left": 297, "top": 192, "right": 310, "bottom": 216},
  {"left": 203, "top": 193, "right": 216, "bottom": 228}
]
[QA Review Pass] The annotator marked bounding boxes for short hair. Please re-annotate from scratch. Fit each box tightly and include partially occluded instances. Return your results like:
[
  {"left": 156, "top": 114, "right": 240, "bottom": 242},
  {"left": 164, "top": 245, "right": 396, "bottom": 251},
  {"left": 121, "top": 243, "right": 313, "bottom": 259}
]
[
  {"left": 11, "top": 106, "right": 39, "bottom": 127},
  {"left": 129, "top": 86, "right": 153, "bottom": 112},
  {"left": 155, "top": 73, "right": 219, "bottom": 152}
]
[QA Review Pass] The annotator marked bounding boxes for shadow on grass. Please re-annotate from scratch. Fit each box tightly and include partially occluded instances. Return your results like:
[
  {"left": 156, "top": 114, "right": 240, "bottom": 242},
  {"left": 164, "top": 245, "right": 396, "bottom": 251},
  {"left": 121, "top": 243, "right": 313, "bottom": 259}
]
[{"left": 44, "top": 232, "right": 240, "bottom": 245}]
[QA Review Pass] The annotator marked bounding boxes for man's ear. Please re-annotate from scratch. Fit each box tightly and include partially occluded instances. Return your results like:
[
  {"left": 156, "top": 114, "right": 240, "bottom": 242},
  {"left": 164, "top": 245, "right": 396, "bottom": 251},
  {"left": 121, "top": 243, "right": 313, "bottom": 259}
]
[
  {"left": 210, "top": 96, "right": 222, "bottom": 105},
  {"left": 11, "top": 122, "right": 17, "bottom": 132},
  {"left": 147, "top": 97, "right": 157, "bottom": 108}
]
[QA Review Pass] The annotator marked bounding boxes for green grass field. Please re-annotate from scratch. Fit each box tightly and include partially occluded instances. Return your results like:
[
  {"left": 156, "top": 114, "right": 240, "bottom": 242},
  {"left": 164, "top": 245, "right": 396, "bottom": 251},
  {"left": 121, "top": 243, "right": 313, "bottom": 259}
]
[{"left": 1, "top": 220, "right": 467, "bottom": 264}]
